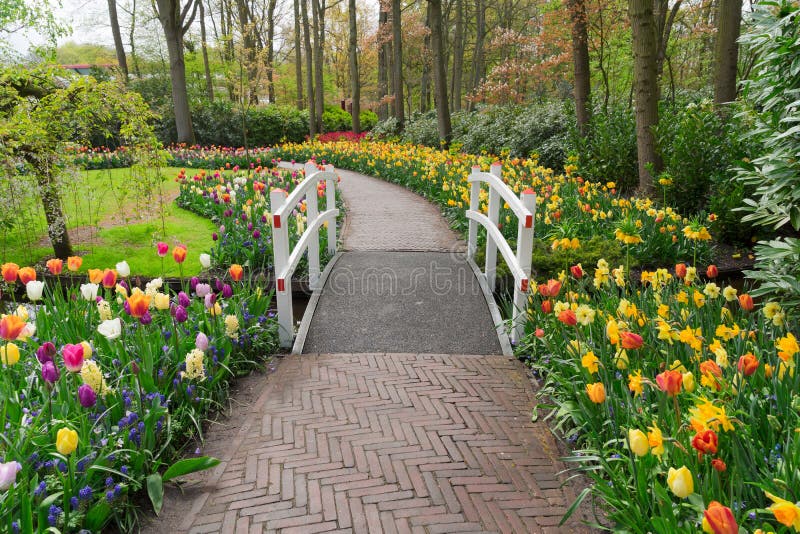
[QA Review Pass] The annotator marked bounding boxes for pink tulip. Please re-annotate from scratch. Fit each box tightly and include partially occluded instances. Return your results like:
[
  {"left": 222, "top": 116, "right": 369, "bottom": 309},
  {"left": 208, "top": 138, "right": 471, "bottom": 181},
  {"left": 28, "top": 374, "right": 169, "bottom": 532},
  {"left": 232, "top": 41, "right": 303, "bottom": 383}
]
[
  {"left": 62, "top": 343, "right": 85, "bottom": 373},
  {"left": 0, "top": 461, "right": 21, "bottom": 490},
  {"left": 156, "top": 242, "right": 169, "bottom": 257}
]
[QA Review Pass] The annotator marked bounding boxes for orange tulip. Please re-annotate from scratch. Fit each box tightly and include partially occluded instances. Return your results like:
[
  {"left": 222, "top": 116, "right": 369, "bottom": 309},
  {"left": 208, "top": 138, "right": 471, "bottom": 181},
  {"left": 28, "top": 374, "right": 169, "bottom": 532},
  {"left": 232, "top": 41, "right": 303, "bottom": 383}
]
[
  {"left": 538, "top": 279, "right": 562, "bottom": 298},
  {"left": 706, "top": 265, "right": 719, "bottom": 279},
  {"left": 229, "top": 264, "right": 244, "bottom": 282},
  {"left": 585, "top": 382, "right": 606, "bottom": 403},
  {"left": 127, "top": 293, "right": 151, "bottom": 318},
  {"left": 738, "top": 293, "right": 754, "bottom": 311},
  {"left": 172, "top": 245, "right": 187, "bottom": 263},
  {"left": 101, "top": 269, "right": 117, "bottom": 289},
  {"left": 17, "top": 267, "right": 36, "bottom": 285},
  {"left": 570, "top": 264, "right": 583, "bottom": 278},
  {"left": 711, "top": 458, "right": 727, "bottom": 472},
  {"left": 703, "top": 501, "right": 737, "bottom": 534},
  {"left": 691, "top": 429, "right": 718, "bottom": 456},
  {"left": 655, "top": 369, "right": 683, "bottom": 396},
  {"left": 1, "top": 263, "right": 19, "bottom": 283},
  {"left": 87, "top": 269, "right": 103, "bottom": 284},
  {"left": 46, "top": 258, "right": 63, "bottom": 275},
  {"left": 620, "top": 331, "right": 644, "bottom": 350},
  {"left": 675, "top": 263, "right": 687, "bottom": 279},
  {"left": 541, "top": 300, "right": 553, "bottom": 314},
  {"left": 737, "top": 352, "right": 758, "bottom": 376},
  {"left": 67, "top": 256, "right": 83, "bottom": 272},
  {"left": 700, "top": 359, "right": 722, "bottom": 378},
  {"left": 0, "top": 315, "right": 26, "bottom": 341},
  {"left": 557, "top": 309, "right": 577, "bottom": 326}
]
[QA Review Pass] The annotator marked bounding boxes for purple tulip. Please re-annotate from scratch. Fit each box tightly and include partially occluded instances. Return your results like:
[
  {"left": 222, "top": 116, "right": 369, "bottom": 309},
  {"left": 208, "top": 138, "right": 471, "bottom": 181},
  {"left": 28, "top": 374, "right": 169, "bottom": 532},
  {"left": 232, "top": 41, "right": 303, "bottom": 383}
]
[
  {"left": 118, "top": 280, "right": 128, "bottom": 291},
  {"left": 190, "top": 277, "right": 199, "bottom": 291},
  {"left": 252, "top": 229, "right": 261, "bottom": 239},
  {"left": 37, "top": 342, "right": 56, "bottom": 364},
  {"left": 174, "top": 305, "right": 188, "bottom": 323},
  {"left": 222, "top": 284, "right": 233, "bottom": 299},
  {"left": 41, "top": 361, "right": 59, "bottom": 384},
  {"left": 78, "top": 384, "right": 97, "bottom": 408},
  {"left": 139, "top": 311, "right": 152, "bottom": 326},
  {"left": 247, "top": 222, "right": 253, "bottom": 231},
  {"left": 195, "top": 332, "right": 209, "bottom": 351},
  {"left": 178, "top": 291, "right": 190, "bottom": 308},
  {"left": 212, "top": 233, "right": 218, "bottom": 241},
  {"left": 215, "top": 279, "right": 224, "bottom": 292},
  {"left": 123, "top": 300, "right": 131, "bottom": 315}
]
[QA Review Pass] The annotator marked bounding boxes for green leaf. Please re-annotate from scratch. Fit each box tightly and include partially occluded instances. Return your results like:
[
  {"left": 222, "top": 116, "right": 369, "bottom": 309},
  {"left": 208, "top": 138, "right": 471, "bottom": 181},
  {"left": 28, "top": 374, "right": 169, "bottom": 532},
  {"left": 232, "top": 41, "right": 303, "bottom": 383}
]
[
  {"left": 162, "top": 456, "right": 221, "bottom": 483},
  {"left": 84, "top": 502, "right": 113, "bottom": 531},
  {"left": 147, "top": 473, "right": 164, "bottom": 516},
  {"left": 559, "top": 486, "right": 591, "bottom": 526}
]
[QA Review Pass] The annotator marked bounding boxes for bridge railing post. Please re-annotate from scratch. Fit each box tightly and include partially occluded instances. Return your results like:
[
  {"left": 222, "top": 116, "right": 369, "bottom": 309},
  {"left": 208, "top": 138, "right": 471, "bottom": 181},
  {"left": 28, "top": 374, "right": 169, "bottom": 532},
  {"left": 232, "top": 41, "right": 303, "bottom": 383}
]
[
  {"left": 512, "top": 189, "right": 536, "bottom": 343},
  {"left": 325, "top": 164, "right": 337, "bottom": 255},
  {"left": 467, "top": 166, "right": 481, "bottom": 260},
  {"left": 304, "top": 164, "right": 321, "bottom": 289},
  {"left": 271, "top": 188, "right": 294, "bottom": 348},
  {"left": 485, "top": 163, "right": 502, "bottom": 291}
]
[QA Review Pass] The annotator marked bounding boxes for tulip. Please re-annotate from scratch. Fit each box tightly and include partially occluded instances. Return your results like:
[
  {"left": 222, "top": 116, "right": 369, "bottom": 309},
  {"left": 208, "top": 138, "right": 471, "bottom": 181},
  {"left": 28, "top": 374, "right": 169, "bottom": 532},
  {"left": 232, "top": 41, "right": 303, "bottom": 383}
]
[
  {"left": 0, "top": 343, "right": 20, "bottom": 366},
  {"left": 157, "top": 242, "right": 169, "bottom": 257},
  {"left": 190, "top": 276, "right": 199, "bottom": 291},
  {"left": 570, "top": 264, "right": 583, "bottom": 278},
  {"left": 67, "top": 256, "right": 83, "bottom": 271},
  {"left": 17, "top": 267, "right": 36, "bottom": 285},
  {"left": 172, "top": 245, "right": 187, "bottom": 263},
  {"left": 222, "top": 284, "right": 233, "bottom": 299},
  {"left": 538, "top": 279, "right": 562, "bottom": 298},
  {"left": 98, "top": 318, "right": 122, "bottom": 340},
  {"left": 229, "top": 264, "right": 244, "bottom": 282},
  {"left": 0, "top": 461, "right": 21, "bottom": 491},
  {"left": 627, "top": 429, "right": 649, "bottom": 457},
  {"left": 541, "top": 300, "right": 553, "bottom": 314},
  {"left": 534, "top": 328, "right": 545, "bottom": 338},
  {"left": 140, "top": 311, "right": 152, "bottom": 325},
  {"left": 765, "top": 492, "right": 800, "bottom": 530},
  {"left": 711, "top": 458, "right": 727, "bottom": 472},
  {"left": 675, "top": 263, "right": 687, "bottom": 279},
  {"left": 738, "top": 293, "right": 754, "bottom": 311},
  {"left": 41, "top": 361, "right": 60, "bottom": 384},
  {"left": 620, "top": 331, "right": 643, "bottom": 350},
  {"left": 115, "top": 261, "right": 130, "bottom": 278},
  {"left": 655, "top": 370, "right": 683, "bottom": 396},
  {"left": 87, "top": 269, "right": 103, "bottom": 284},
  {"left": 154, "top": 293, "right": 170, "bottom": 310},
  {"left": 682, "top": 371, "right": 696, "bottom": 392},
  {"left": 26, "top": 280, "right": 44, "bottom": 301},
  {"left": 199, "top": 253, "right": 211, "bottom": 269},
  {"left": 77, "top": 384, "right": 97, "bottom": 408},
  {"left": 737, "top": 352, "right": 758, "bottom": 376},
  {"left": 666, "top": 466, "right": 694, "bottom": 498},
  {"left": 0, "top": 315, "right": 26, "bottom": 341},
  {"left": 585, "top": 382, "right": 606, "bottom": 403},
  {"left": 37, "top": 342, "right": 56, "bottom": 364},
  {"left": 62, "top": 344, "right": 85, "bottom": 373},
  {"left": 101, "top": 269, "right": 117, "bottom": 289},
  {"left": 195, "top": 283, "right": 211, "bottom": 298},
  {"left": 46, "top": 258, "right": 63, "bottom": 275},
  {"left": 127, "top": 293, "right": 151, "bottom": 318},
  {"left": 174, "top": 305, "right": 188, "bottom": 323},
  {"left": 195, "top": 332, "right": 209, "bottom": 351},
  {"left": 691, "top": 429, "right": 718, "bottom": 456},
  {"left": 702, "top": 501, "right": 737, "bottom": 534},
  {"left": 558, "top": 309, "right": 577, "bottom": 326},
  {"left": 80, "top": 341, "right": 93, "bottom": 360},
  {"left": 706, "top": 264, "right": 719, "bottom": 279},
  {"left": 55, "top": 427, "right": 79, "bottom": 455},
  {"left": 178, "top": 291, "right": 190, "bottom": 308},
  {"left": 204, "top": 293, "right": 216, "bottom": 309},
  {"left": 80, "top": 283, "right": 99, "bottom": 301},
  {"left": 1, "top": 262, "right": 19, "bottom": 283}
]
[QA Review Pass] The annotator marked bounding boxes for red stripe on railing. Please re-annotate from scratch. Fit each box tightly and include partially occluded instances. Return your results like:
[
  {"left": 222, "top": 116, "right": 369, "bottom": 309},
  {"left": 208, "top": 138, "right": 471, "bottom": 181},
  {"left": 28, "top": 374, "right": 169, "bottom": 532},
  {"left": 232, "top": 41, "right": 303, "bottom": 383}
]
[
  {"left": 277, "top": 278, "right": 285, "bottom": 292},
  {"left": 525, "top": 214, "right": 533, "bottom": 228},
  {"left": 520, "top": 279, "right": 529, "bottom": 292},
  {"left": 273, "top": 214, "right": 281, "bottom": 228}
]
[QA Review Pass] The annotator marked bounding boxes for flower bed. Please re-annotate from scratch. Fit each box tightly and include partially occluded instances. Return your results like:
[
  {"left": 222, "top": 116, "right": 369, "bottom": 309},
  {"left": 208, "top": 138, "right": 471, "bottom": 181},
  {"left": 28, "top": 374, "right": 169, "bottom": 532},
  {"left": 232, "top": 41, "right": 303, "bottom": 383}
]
[
  {"left": 520, "top": 263, "right": 799, "bottom": 532},
  {"left": 0, "top": 249, "right": 278, "bottom": 531}
]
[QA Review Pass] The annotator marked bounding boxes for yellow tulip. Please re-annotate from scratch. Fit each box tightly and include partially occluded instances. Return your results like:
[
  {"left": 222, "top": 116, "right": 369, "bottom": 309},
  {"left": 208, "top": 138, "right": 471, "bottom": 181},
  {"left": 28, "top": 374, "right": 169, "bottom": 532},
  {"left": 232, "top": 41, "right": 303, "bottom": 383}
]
[
  {"left": 627, "top": 429, "right": 649, "bottom": 457},
  {"left": 666, "top": 466, "right": 694, "bottom": 498},
  {"left": 0, "top": 343, "right": 20, "bottom": 365},
  {"left": 154, "top": 292, "right": 171, "bottom": 311},
  {"left": 585, "top": 382, "right": 606, "bottom": 404},
  {"left": 56, "top": 427, "right": 79, "bottom": 455},
  {"left": 80, "top": 341, "right": 92, "bottom": 359},
  {"left": 682, "top": 372, "right": 696, "bottom": 393}
]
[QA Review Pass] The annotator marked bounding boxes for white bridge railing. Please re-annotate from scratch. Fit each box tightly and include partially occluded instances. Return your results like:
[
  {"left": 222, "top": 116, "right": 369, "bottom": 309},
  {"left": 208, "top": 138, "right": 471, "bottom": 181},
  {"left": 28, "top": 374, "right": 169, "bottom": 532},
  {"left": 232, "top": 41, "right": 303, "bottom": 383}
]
[
  {"left": 466, "top": 162, "right": 536, "bottom": 343},
  {"left": 271, "top": 162, "right": 338, "bottom": 347}
]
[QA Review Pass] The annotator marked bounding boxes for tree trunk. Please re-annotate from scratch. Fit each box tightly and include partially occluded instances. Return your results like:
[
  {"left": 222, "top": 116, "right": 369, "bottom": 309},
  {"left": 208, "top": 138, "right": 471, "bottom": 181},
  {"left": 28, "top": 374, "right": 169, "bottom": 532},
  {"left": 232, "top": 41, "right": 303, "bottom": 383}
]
[
  {"left": 301, "top": 0, "right": 316, "bottom": 135},
  {"left": 199, "top": 0, "right": 214, "bottom": 101},
  {"left": 419, "top": 5, "right": 430, "bottom": 113},
  {"left": 469, "top": 0, "right": 486, "bottom": 111},
  {"left": 629, "top": 0, "right": 661, "bottom": 195},
  {"left": 294, "top": 0, "right": 304, "bottom": 109},
  {"left": 312, "top": 0, "right": 325, "bottom": 131},
  {"left": 391, "top": 0, "right": 404, "bottom": 129},
  {"left": 28, "top": 155, "right": 73, "bottom": 258},
  {"left": 569, "top": 0, "right": 590, "bottom": 135},
  {"left": 107, "top": 0, "right": 129, "bottom": 81},
  {"left": 348, "top": 0, "right": 360, "bottom": 133},
  {"left": 128, "top": 0, "right": 141, "bottom": 77},
  {"left": 450, "top": 0, "right": 463, "bottom": 112},
  {"left": 714, "top": 0, "right": 741, "bottom": 106},
  {"left": 155, "top": 0, "right": 197, "bottom": 144},
  {"left": 428, "top": 0, "right": 451, "bottom": 144},
  {"left": 267, "top": 0, "right": 278, "bottom": 104},
  {"left": 377, "top": 7, "right": 389, "bottom": 120},
  {"left": 235, "top": 0, "right": 258, "bottom": 104}
]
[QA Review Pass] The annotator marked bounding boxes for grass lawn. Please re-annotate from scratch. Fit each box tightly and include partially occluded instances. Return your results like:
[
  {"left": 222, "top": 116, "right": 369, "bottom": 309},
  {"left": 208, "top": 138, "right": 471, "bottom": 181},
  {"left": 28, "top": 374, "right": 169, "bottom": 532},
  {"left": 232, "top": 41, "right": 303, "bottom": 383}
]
[{"left": 1, "top": 167, "right": 216, "bottom": 277}]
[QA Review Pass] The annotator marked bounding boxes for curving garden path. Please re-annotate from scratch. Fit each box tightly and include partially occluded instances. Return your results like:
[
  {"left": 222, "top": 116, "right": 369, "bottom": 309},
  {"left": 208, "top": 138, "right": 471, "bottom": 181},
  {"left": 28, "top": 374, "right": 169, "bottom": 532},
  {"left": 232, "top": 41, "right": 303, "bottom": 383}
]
[{"left": 143, "top": 167, "right": 589, "bottom": 533}]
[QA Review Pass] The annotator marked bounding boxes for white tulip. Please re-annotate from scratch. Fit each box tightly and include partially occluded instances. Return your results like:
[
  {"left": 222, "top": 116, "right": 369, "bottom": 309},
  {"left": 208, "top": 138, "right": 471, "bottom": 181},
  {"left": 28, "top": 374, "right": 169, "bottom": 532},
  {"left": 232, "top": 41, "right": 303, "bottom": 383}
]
[
  {"left": 98, "top": 318, "right": 122, "bottom": 340},
  {"left": 199, "top": 253, "right": 211, "bottom": 269},
  {"left": 80, "top": 283, "right": 99, "bottom": 301},
  {"left": 115, "top": 261, "right": 131, "bottom": 277},
  {"left": 26, "top": 280, "right": 44, "bottom": 301}
]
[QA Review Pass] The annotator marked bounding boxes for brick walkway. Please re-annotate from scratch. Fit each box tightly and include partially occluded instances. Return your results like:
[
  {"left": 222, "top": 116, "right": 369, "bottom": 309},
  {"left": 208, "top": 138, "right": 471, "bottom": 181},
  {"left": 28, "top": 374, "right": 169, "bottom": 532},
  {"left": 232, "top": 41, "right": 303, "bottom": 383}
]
[{"left": 162, "top": 354, "right": 587, "bottom": 534}]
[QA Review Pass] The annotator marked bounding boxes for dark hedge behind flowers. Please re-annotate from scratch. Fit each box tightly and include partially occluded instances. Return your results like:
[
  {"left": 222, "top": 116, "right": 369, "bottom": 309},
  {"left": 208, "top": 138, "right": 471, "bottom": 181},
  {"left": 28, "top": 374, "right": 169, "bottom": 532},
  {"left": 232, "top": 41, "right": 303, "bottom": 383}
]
[{"left": 0, "top": 262, "right": 278, "bottom": 532}]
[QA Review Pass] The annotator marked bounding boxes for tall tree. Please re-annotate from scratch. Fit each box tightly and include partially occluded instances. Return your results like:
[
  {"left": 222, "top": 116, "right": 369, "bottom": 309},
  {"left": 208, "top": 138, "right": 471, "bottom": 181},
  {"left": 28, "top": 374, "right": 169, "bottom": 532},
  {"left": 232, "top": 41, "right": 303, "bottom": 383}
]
[
  {"left": 311, "top": 0, "right": 325, "bottom": 130},
  {"left": 301, "top": 0, "right": 316, "bottom": 134},
  {"left": 377, "top": 5, "right": 390, "bottom": 120},
  {"left": 391, "top": 0, "right": 404, "bottom": 128},
  {"left": 628, "top": 0, "right": 661, "bottom": 195},
  {"left": 107, "top": 0, "right": 129, "bottom": 81},
  {"left": 348, "top": 0, "right": 360, "bottom": 133},
  {"left": 154, "top": 0, "right": 198, "bottom": 143},
  {"left": 569, "top": 0, "right": 590, "bottom": 135},
  {"left": 199, "top": 0, "right": 214, "bottom": 101},
  {"left": 468, "top": 0, "right": 486, "bottom": 111},
  {"left": 714, "top": 0, "right": 742, "bottom": 106},
  {"left": 419, "top": 5, "right": 430, "bottom": 113},
  {"left": 294, "top": 0, "right": 304, "bottom": 109},
  {"left": 450, "top": 0, "right": 463, "bottom": 112},
  {"left": 428, "top": 0, "right": 451, "bottom": 143},
  {"left": 266, "top": 0, "right": 278, "bottom": 103}
]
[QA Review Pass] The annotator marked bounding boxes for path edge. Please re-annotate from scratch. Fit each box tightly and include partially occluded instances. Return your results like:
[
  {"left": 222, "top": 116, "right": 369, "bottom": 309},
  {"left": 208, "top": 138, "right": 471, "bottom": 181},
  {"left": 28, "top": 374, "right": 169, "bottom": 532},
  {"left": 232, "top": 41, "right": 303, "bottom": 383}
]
[
  {"left": 466, "top": 257, "right": 514, "bottom": 357},
  {"left": 292, "top": 251, "right": 344, "bottom": 354}
]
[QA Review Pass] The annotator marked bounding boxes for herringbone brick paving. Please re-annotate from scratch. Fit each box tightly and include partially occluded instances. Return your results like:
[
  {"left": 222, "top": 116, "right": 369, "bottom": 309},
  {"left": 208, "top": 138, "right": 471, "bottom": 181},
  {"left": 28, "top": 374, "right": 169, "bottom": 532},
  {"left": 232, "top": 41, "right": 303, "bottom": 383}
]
[{"left": 170, "top": 353, "right": 588, "bottom": 533}]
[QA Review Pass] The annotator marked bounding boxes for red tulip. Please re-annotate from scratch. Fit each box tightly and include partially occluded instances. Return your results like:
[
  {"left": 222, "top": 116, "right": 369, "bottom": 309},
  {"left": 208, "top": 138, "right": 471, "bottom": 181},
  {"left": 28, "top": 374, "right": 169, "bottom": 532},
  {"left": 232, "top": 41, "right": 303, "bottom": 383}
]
[
  {"left": 101, "top": 269, "right": 117, "bottom": 289},
  {"left": 156, "top": 242, "right": 169, "bottom": 257},
  {"left": 738, "top": 293, "right": 754, "bottom": 311},
  {"left": 534, "top": 328, "right": 544, "bottom": 338},
  {"left": 711, "top": 458, "right": 727, "bottom": 472},
  {"left": 620, "top": 331, "right": 643, "bottom": 350},
  {"left": 655, "top": 369, "right": 683, "bottom": 396},
  {"left": 706, "top": 264, "right": 719, "bottom": 279},
  {"left": 675, "top": 263, "right": 687, "bottom": 279},
  {"left": 570, "top": 264, "right": 584, "bottom": 278},
  {"left": 557, "top": 309, "right": 577, "bottom": 326},
  {"left": 172, "top": 245, "right": 187, "bottom": 263},
  {"left": 737, "top": 352, "right": 758, "bottom": 376},
  {"left": 1, "top": 263, "right": 19, "bottom": 283},
  {"left": 17, "top": 267, "right": 36, "bottom": 285},
  {"left": 538, "top": 279, "right": 562, "bottom": 298},
  {"left": 704, "top": 501, "right": 737, "bottom": 534},
  {"left": 691, "top": 429, "right": 718, "bottom": 456},
  {"left": 541, "top": 300, "right": 553, "bottom": 314}
]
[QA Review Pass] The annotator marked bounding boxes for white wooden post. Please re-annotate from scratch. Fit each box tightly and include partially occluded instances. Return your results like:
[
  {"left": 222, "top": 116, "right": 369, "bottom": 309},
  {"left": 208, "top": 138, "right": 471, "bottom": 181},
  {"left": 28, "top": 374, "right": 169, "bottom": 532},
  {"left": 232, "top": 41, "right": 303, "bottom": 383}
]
[
  {"left": 271, "top": 188, "right": 293, "bottom": 348},
  {"left": 467, "top": 166, "right": 481, "bottom": 260},
  {"left": 485, "top": 163, "right": 502, "bottom": 291},
  {"left": 512, "top": 189, "right": 536, "bottom": 343},
  {"left": 324, "top": 164, "right": 336, "bottom": 254},
  {"left": 305, "top": 167, "right": 321, "bottom": 289}
]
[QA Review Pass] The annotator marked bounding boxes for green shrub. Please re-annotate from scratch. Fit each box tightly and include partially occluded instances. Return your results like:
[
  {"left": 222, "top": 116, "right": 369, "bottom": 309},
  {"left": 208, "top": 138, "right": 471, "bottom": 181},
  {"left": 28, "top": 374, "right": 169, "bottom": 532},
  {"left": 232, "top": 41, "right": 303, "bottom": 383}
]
[
  {"left": 359, "top": 109, "right": 379, "bottom": 131},
  {"left": 369, "top": 117, "right": 401, "bottom": 139},
  {"left": 322, "top": 105, "right": 352, "bottom": 132}
]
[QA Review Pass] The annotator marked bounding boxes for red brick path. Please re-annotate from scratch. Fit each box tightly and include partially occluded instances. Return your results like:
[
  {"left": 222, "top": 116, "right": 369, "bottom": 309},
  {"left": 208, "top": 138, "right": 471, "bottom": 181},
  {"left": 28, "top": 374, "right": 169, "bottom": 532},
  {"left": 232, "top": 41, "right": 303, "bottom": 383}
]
[{"left": 171, "top": 353, "right": 588, "bottom": 533}]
